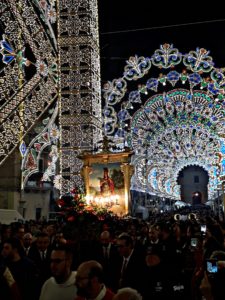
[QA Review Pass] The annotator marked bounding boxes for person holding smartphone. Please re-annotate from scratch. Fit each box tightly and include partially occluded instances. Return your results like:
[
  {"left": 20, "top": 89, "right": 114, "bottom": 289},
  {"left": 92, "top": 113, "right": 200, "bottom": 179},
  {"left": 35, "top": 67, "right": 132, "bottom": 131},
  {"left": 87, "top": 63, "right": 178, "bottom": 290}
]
[
  {"left": 200, "top": 251, "right": 225, "bottom": 300},
  {"left": 202, "top": 223, "right": 224, "bottom": 260}
]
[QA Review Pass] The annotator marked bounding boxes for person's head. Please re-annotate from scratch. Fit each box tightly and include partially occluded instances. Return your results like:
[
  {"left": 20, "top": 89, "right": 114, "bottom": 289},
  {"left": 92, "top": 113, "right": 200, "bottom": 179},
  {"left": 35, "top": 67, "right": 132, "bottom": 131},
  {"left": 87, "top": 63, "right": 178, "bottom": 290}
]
[
  {"left": 149, "top": 225, "right": 159, "bottom": 242},
  {"left": 50, "top": 246, "right": 73, "bottom": 283},
  {"left": 100, "top": 230, "right": 111, "bottom": 247},
  {"left": 1, "top": 237, "right": 23, "bottom": 261},
  {"left": 36, "top": 232, "right": 50, "bottom": 251},
  {"left": 113, "top": 287, "right": 142, "bottom": 300},
  {"left": 76, "top": 260, "right": 104, "bottom": 298},
  {"left": 158, "top": 222, "right": 171, "bottom": 240},
  {"left": 1, "top": 225, "right": 11, "bottom": 241},
  {"left": 14, "top": 225, "right": 25, "bottom": 241},
  {"left": 23, "top": 232, "right": 33, "bottom": 248},
  {"left": 46, "top": 224, "right": 56, "bottom": 238},
  {"left": 55, "top": 231, "right": 67, "bottom": 246},
  {"left": 116, "top": 233, "right": 134, "bottom": 258}
]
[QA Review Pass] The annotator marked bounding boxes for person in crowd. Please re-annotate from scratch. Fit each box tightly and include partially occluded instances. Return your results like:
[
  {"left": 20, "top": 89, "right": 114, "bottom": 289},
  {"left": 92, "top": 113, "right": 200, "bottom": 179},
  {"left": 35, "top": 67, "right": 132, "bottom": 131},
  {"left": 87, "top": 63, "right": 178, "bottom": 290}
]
[
  {"left": 115, "top": 232, "right": 147, "bottom": 296},
  {"left": 45, "top": 224, "right": 57, "bottom": 246},
  {"left": 22, "top": 233, "right": 33, "bottom": 256},
  {"left": 28, "top": 231, "right": 52, "bottom": 298},
  {"left": 202, "top": 222, "right": 224, "bottom": 259},
  {"left": 143, "top": 225, "right": 164, "bottom": 300},
  {"left": 1, "top": 237, "right": 39, "bottom": 300},
  {"left": 152, "top": 221, "right": 186, "bottom": 299},
  {"left": 28, "top": 231, "right": 51, "bottom": 263},
  {"left": 0, "top": 255, "right": 21, "bottom": 300},
  {"left": 0, "top": 225, "right": 12, "bottom": 251},
  {"left": 192, "top": 222, "right": 225, "bottom": 299},
  {"left": 137, "top": 223, "right": 150, "bottom": 249},
  {"left": 39, "top": 245, "right": 77, "bottom": 300},
  {"left": 75, "top": 260, "right": 115, "bottom": 300},
  {"left": 12, "top": 225, "right": 25, "bottom": 254},
  {"left": 113, "top": 287, "right": 142, "bottom": 300},
  {"left": 52, "top": 230, "right": 67, "bottom": 248},
  {"left": 92, "top": 230, "right": 120, "bottom": 292},
  {"left": 199, "top": 250, "right": 225, "bottom": 300},
  {"left": 147, "top": 224, "right": 161, "bottom": 251},
  {"left": 12, "top": 225, "right": 25, "bottom": 242}
]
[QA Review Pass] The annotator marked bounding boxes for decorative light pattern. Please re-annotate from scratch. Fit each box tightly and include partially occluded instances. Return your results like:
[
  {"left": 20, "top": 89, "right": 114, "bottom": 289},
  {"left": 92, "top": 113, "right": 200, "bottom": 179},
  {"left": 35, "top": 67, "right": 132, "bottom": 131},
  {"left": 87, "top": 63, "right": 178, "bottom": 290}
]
[
  {"left": 103, "top": 43, "right": 225, "bottom": 200},
  {"left": 58, "top": 0, "right": 102, "bottom": 195},
  {"left": 21, "top": 104, "right": 59, "bottom": 189},
  {"left": 1, "top": 0, "right": 102, "bottom": 194},
  {"left": 1, "top": 4, "right": 225, "bottom": 203},
  {"left": 0, "top": 0, "right": 58, "bottom": 169}
]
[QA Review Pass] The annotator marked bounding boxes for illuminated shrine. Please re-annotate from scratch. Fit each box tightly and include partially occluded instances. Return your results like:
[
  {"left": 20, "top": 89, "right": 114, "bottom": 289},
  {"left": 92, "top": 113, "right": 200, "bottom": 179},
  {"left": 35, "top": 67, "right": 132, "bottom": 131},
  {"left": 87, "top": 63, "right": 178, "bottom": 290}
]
[{"left": 0, "top": 1, "right": 225, "bottom": 219}]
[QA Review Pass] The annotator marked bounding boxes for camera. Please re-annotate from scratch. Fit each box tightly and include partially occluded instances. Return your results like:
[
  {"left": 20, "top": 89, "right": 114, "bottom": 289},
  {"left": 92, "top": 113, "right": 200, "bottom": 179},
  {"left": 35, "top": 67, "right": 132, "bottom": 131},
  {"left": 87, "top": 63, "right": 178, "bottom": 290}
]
[{"left": 206, "top": 259, "right": 218, "bottom": 275}]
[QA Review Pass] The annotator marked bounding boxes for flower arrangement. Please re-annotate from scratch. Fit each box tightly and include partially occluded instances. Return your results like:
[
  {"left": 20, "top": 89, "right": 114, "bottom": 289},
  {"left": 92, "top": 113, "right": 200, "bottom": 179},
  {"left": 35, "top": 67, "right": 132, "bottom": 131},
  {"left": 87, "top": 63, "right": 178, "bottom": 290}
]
[{"left": 56, "top": 186, "right": 115, "bottom": 223}]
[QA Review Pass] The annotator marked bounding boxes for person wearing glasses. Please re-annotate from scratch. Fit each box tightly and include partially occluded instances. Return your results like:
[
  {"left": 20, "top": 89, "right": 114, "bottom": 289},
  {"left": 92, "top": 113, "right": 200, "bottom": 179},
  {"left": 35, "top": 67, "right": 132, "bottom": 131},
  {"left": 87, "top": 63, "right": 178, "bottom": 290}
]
[
  {"left": 75, "top": 260, "right": 115, "bottom": 300},
  {"left": 39, "top": 245, "right": 77, "bottom": 300}
]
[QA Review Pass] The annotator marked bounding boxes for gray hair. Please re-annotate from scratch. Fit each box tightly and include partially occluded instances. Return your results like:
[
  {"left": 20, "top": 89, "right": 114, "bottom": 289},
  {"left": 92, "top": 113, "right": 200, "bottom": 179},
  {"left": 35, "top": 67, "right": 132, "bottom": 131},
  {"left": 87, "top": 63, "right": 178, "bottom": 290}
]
[{"left": 113, "top": 287, "right": 142, "bottom": 300}]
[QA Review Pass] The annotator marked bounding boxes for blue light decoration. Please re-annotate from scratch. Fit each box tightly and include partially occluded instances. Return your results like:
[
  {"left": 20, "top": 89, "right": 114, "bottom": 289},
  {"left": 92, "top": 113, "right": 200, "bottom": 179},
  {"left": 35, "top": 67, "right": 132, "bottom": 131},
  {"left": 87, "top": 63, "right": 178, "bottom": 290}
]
[
  {"left": 0, "top": 37, "right": 30, "bottom": 69},
  {"left": 19, "top": 141, "right": 27, "bottom": 157},
  {"left": 0, "top": 39, "right": 16, "bottom": 64},
  {"left": 148, "top": 168, "right": 158, "bottom": 191},
  {"left": 221, "top": 159, "right": 225, "bottom": 176},
  {"left": 103, "top": 44, "right": 225, "bottom": 200},
  {"left": 165, "top": 179, "right": 171, "bottom": 194},
  {"left": 220, "top": 140, "right": 225, "bottom": 155}
]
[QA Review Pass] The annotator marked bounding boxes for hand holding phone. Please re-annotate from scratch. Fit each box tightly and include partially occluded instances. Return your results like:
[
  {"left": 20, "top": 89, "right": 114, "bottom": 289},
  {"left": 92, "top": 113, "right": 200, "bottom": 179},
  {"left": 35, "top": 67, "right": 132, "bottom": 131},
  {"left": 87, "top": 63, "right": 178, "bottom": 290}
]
[{"left": 206, "top": 259, "right": 218, "bottom": 277}]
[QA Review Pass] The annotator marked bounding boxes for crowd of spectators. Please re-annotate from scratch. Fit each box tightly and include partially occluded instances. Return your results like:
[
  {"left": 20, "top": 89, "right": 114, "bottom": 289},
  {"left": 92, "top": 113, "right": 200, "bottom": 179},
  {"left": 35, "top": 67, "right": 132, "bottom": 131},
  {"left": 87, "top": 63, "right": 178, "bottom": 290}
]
[{"left": 0, "top": 204, "right": 225, "bottom": 300}]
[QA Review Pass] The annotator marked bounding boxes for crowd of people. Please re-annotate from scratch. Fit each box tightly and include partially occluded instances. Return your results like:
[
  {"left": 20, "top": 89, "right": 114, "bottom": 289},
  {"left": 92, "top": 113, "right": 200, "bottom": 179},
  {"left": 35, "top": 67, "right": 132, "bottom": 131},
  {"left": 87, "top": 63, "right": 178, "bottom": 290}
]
[{"left": 0, "top": 206, "right": 225, "bottom": 300}]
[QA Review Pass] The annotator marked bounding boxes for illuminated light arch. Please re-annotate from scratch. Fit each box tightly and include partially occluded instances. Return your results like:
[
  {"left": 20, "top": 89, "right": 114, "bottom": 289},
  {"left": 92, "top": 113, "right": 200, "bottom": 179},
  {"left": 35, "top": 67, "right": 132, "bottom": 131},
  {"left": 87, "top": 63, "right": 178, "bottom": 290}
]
[
  {"left": 0, "top": 0, "right": 102, "bottom": 195},
  {"left": 103, "top": 43, "right": 225, "bottom": 200}
]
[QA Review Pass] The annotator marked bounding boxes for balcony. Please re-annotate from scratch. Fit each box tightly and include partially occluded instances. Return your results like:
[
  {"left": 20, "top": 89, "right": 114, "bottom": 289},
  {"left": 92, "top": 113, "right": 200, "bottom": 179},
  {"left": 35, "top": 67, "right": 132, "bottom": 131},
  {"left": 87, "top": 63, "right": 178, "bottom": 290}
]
[{"left": 24, "top": 181, "right": 52, "bottom": 192}]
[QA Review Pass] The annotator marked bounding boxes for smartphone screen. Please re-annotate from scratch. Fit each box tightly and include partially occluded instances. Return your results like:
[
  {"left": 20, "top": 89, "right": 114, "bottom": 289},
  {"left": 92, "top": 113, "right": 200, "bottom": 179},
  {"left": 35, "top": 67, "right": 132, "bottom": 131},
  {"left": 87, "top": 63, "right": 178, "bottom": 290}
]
[
  {"left": 191, "top": 238, "right": 198, "bottom": 247},
  {"left": 206, "top": 259, "right": 218, "bottom": 274},
  {"left": 201, "top": 224, "right": 206, "bottom": 235}
]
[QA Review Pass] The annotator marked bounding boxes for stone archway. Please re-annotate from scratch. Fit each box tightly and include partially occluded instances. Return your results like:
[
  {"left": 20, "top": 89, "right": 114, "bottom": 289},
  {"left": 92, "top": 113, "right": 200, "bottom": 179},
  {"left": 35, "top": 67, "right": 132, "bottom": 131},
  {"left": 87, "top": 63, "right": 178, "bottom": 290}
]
[
  {"left": 192, "top": 191, "right": 202, "bottom": 205},
  {"left": 177, "top": 165, "right": 209, "bottom": 205}
]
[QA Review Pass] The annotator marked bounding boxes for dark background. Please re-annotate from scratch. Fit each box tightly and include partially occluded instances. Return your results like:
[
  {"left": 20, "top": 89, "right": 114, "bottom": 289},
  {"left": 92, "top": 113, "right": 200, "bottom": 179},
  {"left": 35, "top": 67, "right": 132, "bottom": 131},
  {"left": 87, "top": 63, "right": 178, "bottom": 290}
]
[{"left": 98, "top": 0, "right": 225, "bottom": 84}]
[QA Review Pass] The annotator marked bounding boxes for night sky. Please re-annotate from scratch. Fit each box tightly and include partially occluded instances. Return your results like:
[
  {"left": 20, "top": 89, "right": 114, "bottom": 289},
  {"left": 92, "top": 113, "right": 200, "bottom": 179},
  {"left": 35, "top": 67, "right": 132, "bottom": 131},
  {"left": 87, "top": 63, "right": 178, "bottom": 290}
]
[{"left": 98, "top": 0, "right": 225, "bottom": 84}]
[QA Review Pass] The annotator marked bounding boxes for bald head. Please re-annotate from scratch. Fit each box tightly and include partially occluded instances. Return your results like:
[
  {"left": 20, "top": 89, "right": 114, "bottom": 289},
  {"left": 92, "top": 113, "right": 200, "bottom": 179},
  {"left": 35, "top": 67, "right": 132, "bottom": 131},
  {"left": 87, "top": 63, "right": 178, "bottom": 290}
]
[
  {"left": 78, "top": 260, "right": 102, "bottom": 271},
  {"left": 100, "top": 230, "right": 110, "bottom": 239},
  {"left": 113, "top": 288, "right": 142, "bottom": 300},
  {"left": 76, "top": 260, "right": 105, "bottom": 298},
  {"left": 77, "top": 260, "right": 104, "bottom": 282}
]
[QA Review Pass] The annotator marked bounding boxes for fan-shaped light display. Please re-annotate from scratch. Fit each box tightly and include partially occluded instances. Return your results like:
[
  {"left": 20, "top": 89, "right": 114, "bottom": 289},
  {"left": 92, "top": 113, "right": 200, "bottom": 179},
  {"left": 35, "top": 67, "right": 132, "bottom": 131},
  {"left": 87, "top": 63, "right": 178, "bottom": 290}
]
[{"left": 103, "top": 44, "right": 225, "bottom": 200}]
